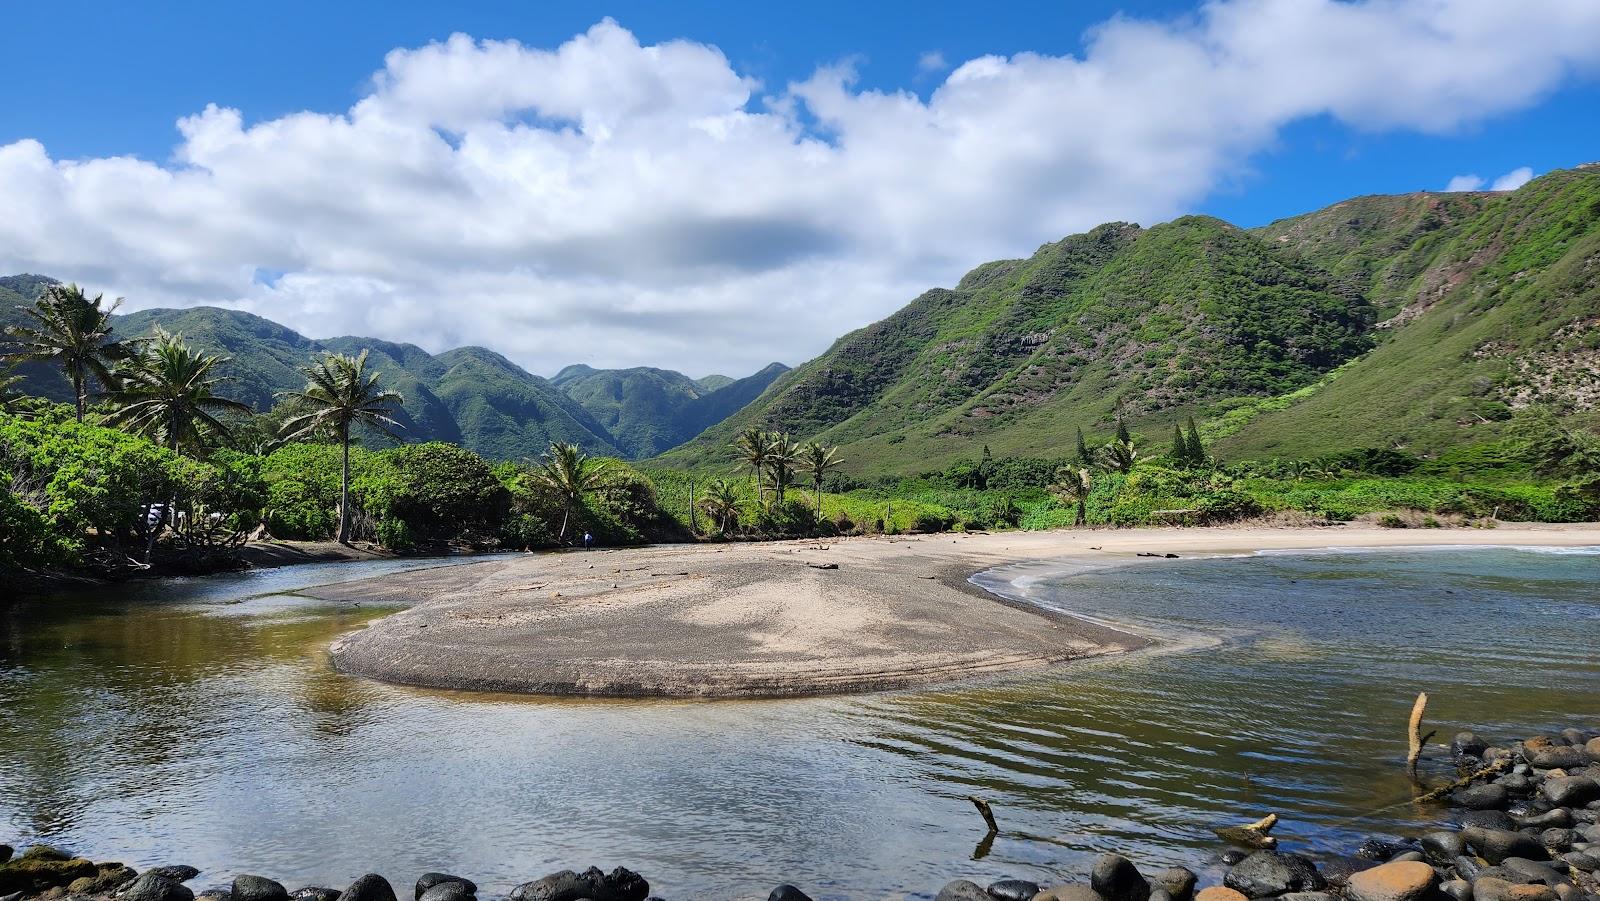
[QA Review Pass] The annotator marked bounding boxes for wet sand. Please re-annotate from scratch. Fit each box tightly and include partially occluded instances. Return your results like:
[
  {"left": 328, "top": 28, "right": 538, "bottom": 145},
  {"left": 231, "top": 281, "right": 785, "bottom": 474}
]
[{"left": 319, "top": 524, "right": 1600, "bottom": 698}]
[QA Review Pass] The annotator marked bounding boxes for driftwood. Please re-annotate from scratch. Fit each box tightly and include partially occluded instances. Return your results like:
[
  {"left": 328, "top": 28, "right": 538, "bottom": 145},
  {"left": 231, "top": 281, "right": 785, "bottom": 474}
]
[
  {"left": 806, "top": 562, "right": 839, "bottom": 570},
  {"left": 1415, "top": 757, "right": 1511, "bottom": 803},
  {"left": 968, "top": 796, "right": 999, "bottom": 833},
  {"left": 1406, "top": 692, "right": 1436, "bottom": 782},
  {"left": 1215, "top": 813, "right": 1279, "bottom": 849}
]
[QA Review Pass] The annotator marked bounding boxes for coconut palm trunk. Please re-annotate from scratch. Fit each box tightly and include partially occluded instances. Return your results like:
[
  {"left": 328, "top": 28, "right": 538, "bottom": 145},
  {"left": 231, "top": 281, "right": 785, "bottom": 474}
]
[{"left": 338, "top": 424, "right": 352, "bottom": 544}]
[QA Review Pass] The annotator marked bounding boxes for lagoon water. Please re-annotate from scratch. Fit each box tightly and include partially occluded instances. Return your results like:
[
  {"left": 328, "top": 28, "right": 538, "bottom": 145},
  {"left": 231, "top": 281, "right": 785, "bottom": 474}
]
[{"left": 2, "top": 547, "right": 1598, "bottom": 899}]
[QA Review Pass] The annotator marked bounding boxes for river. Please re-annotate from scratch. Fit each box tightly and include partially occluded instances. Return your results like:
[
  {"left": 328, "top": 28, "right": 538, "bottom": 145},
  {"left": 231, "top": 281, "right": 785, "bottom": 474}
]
[{"left": 2, "top": 546, "right": 1597, "bottom": 899}]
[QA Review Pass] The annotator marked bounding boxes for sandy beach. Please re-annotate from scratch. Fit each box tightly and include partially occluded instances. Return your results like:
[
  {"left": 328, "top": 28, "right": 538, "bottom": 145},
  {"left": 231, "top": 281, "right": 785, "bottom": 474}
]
[{"left": 319, "top": 523, "right": 1600, "bottom": 698}]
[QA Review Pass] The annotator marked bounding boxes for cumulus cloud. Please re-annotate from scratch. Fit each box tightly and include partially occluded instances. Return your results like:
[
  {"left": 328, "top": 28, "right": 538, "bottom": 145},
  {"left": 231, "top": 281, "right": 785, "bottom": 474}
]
[
  {"left": 917, "top": 51, "right": 948, "bottom": 73},
  {"left": 4, "top": 2, "right": 1600, "bottom": 376},
  {"left": 1491, "top": 166, "right": 1535, "bottom": 191},
  {"left": 1445, "top": 165, "right": 1537, "bottom": 193}
]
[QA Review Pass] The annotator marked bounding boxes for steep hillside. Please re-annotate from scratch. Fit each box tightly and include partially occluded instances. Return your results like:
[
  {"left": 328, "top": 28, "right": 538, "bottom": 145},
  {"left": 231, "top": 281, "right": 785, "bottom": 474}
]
[
  {"left": 551, "top": 361, "right": 790, "bottom": 457},
  {"left": 666, "top": 165, "right": 1600, "bottom": 474},
  {"left": 0, "top": 275, "right": 74, "bottom": 400},
  {"left": 666, "top": 216, "right": 1375, "bottom": 472},
  {"left": 1224, "top": 166, "right": 1600, "bottom": 458}
]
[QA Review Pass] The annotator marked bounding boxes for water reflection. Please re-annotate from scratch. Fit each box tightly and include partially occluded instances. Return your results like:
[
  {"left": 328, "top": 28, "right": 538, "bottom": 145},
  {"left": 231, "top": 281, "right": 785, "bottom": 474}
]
[{"left": 1, "top": 548, "right": 1596, "bottom": 899}]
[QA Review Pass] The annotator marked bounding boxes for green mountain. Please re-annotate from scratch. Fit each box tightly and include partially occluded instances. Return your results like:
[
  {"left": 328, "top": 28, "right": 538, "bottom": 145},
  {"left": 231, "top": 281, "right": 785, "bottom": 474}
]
[
  {"left": 3, "top": 283, "right": 788, "bottom": 460},
  {"left": 665, "top": 165, "right": 1600, "bottom": 474},
  {"left": 551, "top": 361, "right": 789, "bottom": 457},
  {"left": 2, "top": 294, "right": 622, "bottom": 459}
]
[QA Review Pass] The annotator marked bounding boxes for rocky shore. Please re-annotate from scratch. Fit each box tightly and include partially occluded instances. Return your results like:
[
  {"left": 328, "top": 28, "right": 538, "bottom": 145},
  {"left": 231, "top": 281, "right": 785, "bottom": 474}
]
[{"left": 4, "top": 725, "right": 1596, "bottom": 901}]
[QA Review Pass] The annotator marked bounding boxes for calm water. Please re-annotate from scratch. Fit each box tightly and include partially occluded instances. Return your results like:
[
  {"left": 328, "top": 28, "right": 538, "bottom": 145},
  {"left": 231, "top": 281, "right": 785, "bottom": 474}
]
[{"left": 2, "top": 547, "right": 1598, "bottom": 900}]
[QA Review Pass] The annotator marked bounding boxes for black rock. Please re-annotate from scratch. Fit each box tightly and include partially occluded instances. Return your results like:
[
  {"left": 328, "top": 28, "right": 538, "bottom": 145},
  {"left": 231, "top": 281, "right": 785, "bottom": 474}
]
[
  {"left": 1221, "top": 850, "right": 1249, "bottom": 866},
  {"left": 1456, "top": 785, "right": 1511, "bottom": 811},
  {"left": 1515, "top": 810, "right": 1574, "bottom": 830},
  {"left": 1460, "top": 811, "right": 1519, "bottom": 832},
  {"left": 122, "top": 874, "right": 196, "bottom": 901},
  {"left": 195, "top": 889, "right": 232, "bottom": 901},
  {"left": 936, "top": 881, "right": 991, "bottom": 901},
  {"left": 1224, "top": 851, "right": 1326, "bottom": 897},
  {"left": 1541, "top": 829, "right": 1576, "bottom": 851},
  {"left": 1278, "top": 894, "right": 1335, "bottom": 901},
  {"left": 1464, "top": 827, "right": 1551, "bottom": 864},
  {"left": 1456, "top": 733, "right": 1490, "bottom": 760},
  {"left": 767, "top": 886, "right": 813, "bottom": 901},
  {"left": 1559, "top": 852, "right": 1597, "bottom": 872},
  {"left": 1499, "top": 775, "right": 1535, "bottom": 796},
  {"left": 340, "top": 875, "right": 397, "bottom": 901},
  {"left": 149, "top": 868, "right": 202, "bottom": 884},
  {"left": 1543, "top": 778, "right": 1600, "bottom": 808},
  {"left": 1358, "top": 840, "right": 1419, "bottom": 861},
  {"left": 1155, "top": 867, "right": 1197, "bottom": 901},
  {"left": 418, "top": 885, "right": 471, "bottom": 901},
  {"left": 510, "top": 867, "right": 647, "bottom": 901},
  {"left": 1320, "top": 857, "right": 1379, "bottom": 887},
  {"left": 1531, "top": 748, "right": 1589, "bottom": 770},
  {"left": 1091, "top": 854, "right": 1149, "bottom": 901},
  {"left": 233, "top": 876, "right": 289, "bottom": 901},
  {"left": 988, "top": 880, "right": 1043, "bottom": 901},
  {"left": 1421, "top": 832, "right": 1468, "bottom": 864},
  {"left": 415, "top": 875, "right": 475, "bottom": 901},
  {"left": 1498, "top": 858, "right": 1569, "bottom": 888},
  {"left": 0, "top": 847, "right": 11, "bottom": 865},
  {"left": 1439, "top": 880, "right": 1472, "bottom": 901},
  {"left": 289, "top": 888, "right": 340, "bottom": 901}
]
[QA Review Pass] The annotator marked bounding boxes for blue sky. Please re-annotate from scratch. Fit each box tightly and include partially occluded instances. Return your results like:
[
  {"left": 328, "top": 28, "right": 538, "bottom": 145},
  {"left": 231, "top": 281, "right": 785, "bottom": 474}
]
[
  {"left": 4, "top": 1, "right": 1600, "bottom": 373},
  {"left": 10, "top": 1, "right": 1596, "bottom": 226}
]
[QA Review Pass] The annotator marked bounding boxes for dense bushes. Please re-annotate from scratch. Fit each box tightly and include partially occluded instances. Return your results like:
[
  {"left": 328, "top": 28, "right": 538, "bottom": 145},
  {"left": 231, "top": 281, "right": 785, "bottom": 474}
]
[{"left": 359, "top": 443, "right": 510, "bottom": 549}]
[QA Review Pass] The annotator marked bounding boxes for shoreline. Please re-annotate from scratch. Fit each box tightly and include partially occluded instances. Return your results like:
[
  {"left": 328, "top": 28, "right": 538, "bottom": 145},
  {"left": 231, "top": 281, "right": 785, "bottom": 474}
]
[{"left": 317, "top": 523, "right": 1600, "bottom": 699}]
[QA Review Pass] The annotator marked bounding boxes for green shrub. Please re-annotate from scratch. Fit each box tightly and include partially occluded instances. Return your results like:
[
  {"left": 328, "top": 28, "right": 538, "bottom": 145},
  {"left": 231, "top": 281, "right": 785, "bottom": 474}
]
[{"left": 365, "top": 443, "right": 509, "bottom": 545}]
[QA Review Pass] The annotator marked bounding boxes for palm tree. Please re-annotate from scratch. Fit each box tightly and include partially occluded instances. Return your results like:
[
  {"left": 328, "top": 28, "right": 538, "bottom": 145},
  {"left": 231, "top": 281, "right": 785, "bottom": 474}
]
[
  {"left": 107, "top": 329, "right": 253, "bottom": 454},
  {"left": 3, "top": 283, "right": 128, "bottom": 420},
  {"left": 696, "top": 478, "right": 742, "bottom": 536},
  {"left": 766, "top": 432, "right": 799, "bottom": 506},
  {"left": 732, "top": 428, "right": 774, "bottom": 502},
  {"left": 1100, "top": 438, "right": 1139, "bottom": 474},
  {"left": 1049, "top": 466, "right": 1093, "bottom": 526},
  {"left": 277, "top": 350, "right": 403, "bottom": 544},
  {"left": 0, "top": 362, "right": 25, "bottom": 414},
  {"left": 797, "top": 442, "right": 843, "bottom": 521},
  {"left": 533, "top": 441, "right": 612, "bottom": 544}
]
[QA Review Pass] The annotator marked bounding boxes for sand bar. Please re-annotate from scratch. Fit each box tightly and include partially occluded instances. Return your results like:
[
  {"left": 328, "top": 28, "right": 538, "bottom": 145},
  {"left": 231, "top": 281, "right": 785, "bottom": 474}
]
[{"left": 318, "top": 524, "right": 1600, "bottom": 698}]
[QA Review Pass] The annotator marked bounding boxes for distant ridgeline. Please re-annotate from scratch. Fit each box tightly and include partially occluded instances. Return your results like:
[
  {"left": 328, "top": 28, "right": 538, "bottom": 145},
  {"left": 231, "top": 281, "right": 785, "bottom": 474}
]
[
  {"left": 664, "top": 165, "right": 1600, "bottom": 475},
  {"left": 8, "top": 164, "right": 1600, "bottom": 472},
  {"left": 0, "top": 276, "right": 787, "bottom": 461}
]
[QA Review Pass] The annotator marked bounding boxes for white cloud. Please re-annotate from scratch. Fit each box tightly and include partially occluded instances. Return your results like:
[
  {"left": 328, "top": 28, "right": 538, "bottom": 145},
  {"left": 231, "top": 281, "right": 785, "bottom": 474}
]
[
  {"left": 917, "top": 51, "right": 948, "bottom": 73},
  {"left": 1491, "top": 166, "right": 1535, "bottom": 191},
  {"left": 3, "top": 3, "right": 1600, "bottom": 377},
  {"left": 1445, "top": 165, "right": 1536, "bottom": 193}
]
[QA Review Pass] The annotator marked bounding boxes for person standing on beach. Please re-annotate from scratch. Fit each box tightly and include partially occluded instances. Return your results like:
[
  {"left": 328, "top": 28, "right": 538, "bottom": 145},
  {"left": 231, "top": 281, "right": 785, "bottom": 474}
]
[{"left": 583, "top": 531, "right": 593, "bottom": 550}]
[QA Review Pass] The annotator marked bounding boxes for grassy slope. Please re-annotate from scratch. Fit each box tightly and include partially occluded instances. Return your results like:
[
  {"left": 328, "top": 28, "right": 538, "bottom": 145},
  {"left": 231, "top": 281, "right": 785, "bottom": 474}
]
[
  {"left": 664, "top": 217, "right": 1375, "bottom": 475},
  {"left": 1224, "top": 167, "right": 1600, "bottom": 458}
]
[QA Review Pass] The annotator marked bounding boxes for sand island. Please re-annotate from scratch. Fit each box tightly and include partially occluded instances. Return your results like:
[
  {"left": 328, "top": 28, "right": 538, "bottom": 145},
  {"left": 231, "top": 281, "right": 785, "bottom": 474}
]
[{"left": 319, "top": 524, "right": 1600, "bottom": 698}]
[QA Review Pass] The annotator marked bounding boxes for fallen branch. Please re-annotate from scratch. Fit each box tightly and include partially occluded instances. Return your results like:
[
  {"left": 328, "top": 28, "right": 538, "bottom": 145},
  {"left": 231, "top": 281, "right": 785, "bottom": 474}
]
[
  {"left": 1415, "top": 757, "right": 1511, "bottom": 803},
  {"left": 805, "top": 562, "right": 839, "bottom": 570}
]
